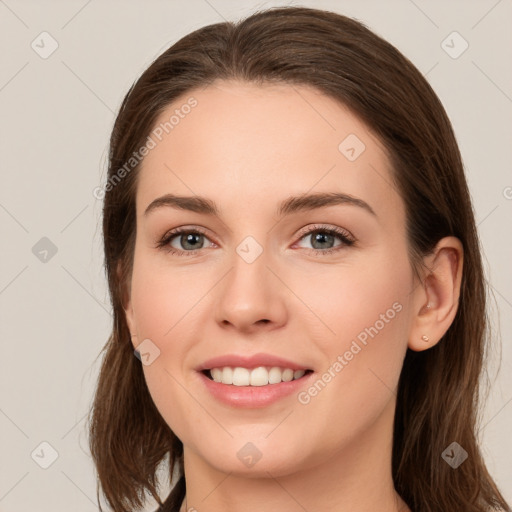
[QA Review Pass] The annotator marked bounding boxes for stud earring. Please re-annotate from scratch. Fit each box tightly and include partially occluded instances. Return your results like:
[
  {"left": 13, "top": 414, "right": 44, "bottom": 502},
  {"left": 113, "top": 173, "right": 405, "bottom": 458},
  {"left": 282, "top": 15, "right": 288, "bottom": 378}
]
[
  {"left": 421, "top": 335, "right": 429, "bottom": 342},
  {"left": 426, "top": 303, "right": 432, "bottom": 309}
]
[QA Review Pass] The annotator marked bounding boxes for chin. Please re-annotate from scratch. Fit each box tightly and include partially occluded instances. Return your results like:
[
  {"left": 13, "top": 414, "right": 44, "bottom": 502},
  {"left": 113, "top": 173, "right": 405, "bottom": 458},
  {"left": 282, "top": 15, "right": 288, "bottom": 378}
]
[{"left": 191, "top": 437, "right": 314, "bottom": 478}]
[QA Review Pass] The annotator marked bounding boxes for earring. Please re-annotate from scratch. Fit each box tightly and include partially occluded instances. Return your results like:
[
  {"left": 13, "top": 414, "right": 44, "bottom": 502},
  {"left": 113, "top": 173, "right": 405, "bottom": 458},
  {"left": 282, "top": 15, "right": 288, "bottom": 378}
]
[
  {"left": 426, "top": 303, "right": 432, "bottom": 309},
  {"left": 421, "top": 335, "right": 429, "bottom": 342}
]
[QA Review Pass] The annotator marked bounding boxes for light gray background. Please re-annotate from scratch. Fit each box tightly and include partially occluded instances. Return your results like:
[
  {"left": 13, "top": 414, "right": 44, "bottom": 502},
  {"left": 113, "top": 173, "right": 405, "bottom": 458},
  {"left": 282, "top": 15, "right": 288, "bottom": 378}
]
[{"left": 1, "top": 0, "right": 511, "bottom": 510}]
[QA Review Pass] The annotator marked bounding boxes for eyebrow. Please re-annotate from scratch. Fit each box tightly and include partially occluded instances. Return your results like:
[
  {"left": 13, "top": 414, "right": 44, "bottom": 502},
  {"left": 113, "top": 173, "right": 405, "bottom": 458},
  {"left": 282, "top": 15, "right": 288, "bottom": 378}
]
[{"left": 143, "top": 192, "right": 376, "bottom": 218}]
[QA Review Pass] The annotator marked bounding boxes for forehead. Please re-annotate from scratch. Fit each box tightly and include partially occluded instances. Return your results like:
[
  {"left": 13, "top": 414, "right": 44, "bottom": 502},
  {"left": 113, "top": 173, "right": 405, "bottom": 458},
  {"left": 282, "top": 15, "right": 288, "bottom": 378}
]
[{"left": 136, "top": 80, "right": 404, "bottom": 225}]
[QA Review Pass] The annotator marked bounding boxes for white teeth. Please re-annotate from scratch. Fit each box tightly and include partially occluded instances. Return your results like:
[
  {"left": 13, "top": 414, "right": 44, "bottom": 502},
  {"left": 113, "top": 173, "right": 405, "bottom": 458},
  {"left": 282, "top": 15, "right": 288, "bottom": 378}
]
[
  {"left": 208, "top": 366, "right": 307, "bottom": 386},
  {"left": 222, "top": 366, "right": 233, "bottom": 384},
  {"left": 294, "top": 369, "right": 306, "bottom": 380},
  {"left": 282, "top": 368, "right": 294, "bottom": 382},
  {"left": 268, "top": 367, "right": 282, "bottom": 384},
  {"left": 211, "top": 368, "right": 222, "bottom": 383},
  {"left": 250, "top": 366, "right": 268, "bottom": 386},
  {"left": 232, "top": 367, "right": 250, "bottom": 386}
]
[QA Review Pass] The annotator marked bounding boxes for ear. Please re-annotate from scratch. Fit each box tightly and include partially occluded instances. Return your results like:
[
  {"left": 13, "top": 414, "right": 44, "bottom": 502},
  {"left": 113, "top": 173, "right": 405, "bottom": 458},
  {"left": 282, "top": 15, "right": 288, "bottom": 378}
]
[
  {"left": 117, "top": 260, "right": 138, "bottom": 349},
  {"left": 408, "top": 236, "right": 464, "bottom": 352}
]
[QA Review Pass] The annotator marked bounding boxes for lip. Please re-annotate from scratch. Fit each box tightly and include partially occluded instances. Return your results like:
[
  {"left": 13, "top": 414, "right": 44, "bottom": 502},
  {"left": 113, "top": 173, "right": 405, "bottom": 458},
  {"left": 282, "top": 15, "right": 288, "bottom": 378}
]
[
  {"left": 196, "top": 369, "right": 315, "bottom": 408},
  {"left": 196, "top": 352, "right": 312, "bottom": 372}
]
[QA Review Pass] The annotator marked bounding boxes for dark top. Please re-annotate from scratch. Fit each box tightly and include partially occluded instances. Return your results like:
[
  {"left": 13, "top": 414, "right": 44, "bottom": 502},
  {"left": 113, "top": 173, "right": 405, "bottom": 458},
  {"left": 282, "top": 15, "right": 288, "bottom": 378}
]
[{"left": 155, "top": 475, "right": 186, "bottom": 512}]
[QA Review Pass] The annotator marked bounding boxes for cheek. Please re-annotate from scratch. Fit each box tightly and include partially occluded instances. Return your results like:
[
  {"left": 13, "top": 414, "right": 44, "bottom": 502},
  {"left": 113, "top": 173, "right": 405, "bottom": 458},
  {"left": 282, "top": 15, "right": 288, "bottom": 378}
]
[
  {"left": 291, "top": 250, "right": 412, "bottom": 422},
  {"left": 130, "top": 255, "right": 205, "bottom": 341},
  {"left": 296, "top": 247, "right": 411, "bottom": 350},
  {"left": 128, "top": 255, "right": 215, "bottom": 431}
]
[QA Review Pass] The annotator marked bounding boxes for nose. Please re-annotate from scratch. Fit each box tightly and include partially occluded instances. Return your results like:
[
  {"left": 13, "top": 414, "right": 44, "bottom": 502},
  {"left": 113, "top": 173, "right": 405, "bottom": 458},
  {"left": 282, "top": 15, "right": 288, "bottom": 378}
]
[{"left": 214, "top": 246, "right": 288, "bottom": 334}]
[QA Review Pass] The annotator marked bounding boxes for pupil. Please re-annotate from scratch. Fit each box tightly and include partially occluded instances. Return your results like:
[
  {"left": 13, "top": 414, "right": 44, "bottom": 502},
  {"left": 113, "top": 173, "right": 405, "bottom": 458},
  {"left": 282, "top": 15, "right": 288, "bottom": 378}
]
[
  {"left": 183, "top": 233, "right": 202, "bottom": 250},
  {"left": 313, "top": 232, "right": 333, "bottom": 249}
]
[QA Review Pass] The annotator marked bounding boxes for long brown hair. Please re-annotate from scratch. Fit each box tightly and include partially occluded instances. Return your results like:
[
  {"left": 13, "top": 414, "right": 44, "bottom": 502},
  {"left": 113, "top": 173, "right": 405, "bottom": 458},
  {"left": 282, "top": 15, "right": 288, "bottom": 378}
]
[{"left": 88, "top": 6, "right": 510, "bottom": 512}]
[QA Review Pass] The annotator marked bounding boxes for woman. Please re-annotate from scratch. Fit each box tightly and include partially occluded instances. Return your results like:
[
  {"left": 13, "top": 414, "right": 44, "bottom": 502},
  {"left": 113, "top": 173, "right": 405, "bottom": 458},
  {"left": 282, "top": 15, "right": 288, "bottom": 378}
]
[{"left": 88, "top": 6, "right": 510, "bottom": 512}]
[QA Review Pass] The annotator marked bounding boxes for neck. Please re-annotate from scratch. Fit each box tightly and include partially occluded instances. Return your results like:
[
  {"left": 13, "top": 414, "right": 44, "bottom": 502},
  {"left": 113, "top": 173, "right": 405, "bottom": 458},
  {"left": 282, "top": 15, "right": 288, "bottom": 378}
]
[{"left": 177, "top": 399, "right": 410, "bottom": 512}]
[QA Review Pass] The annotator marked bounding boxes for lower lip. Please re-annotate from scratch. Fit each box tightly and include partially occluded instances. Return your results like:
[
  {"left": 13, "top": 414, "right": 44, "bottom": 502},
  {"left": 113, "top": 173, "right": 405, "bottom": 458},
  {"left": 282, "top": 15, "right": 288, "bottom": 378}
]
[{"left": 197, "top": 371, "right": 315, "bottom": 408}]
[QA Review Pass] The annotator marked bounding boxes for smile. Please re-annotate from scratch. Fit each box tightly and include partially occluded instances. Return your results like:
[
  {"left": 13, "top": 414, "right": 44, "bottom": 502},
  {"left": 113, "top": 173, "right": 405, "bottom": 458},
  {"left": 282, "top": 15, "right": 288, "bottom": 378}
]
[{"left": 204, "top": 366, "right": 313, "bottom": 386}]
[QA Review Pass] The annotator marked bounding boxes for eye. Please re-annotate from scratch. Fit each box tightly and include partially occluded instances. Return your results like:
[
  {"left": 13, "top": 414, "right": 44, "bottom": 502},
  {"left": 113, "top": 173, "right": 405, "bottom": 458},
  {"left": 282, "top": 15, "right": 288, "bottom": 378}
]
[
  {"left": 156, "top": 227, "right": 215, "bottom": 256},
  {"left": 294, "top": 224, "right": 355, "bottom": 255},
  {"left": 156, "top": 224, "right": 355, "bottom": 257}
]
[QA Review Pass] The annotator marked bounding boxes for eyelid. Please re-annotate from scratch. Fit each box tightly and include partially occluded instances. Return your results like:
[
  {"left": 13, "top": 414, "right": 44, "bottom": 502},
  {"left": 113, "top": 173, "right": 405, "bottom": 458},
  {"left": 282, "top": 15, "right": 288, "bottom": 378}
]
[
  {"left": 156, "top": 225, "right": 216, "bottom": 251},
  {"left": 294, "top": 223, "right": 355, "bottom": 243}
]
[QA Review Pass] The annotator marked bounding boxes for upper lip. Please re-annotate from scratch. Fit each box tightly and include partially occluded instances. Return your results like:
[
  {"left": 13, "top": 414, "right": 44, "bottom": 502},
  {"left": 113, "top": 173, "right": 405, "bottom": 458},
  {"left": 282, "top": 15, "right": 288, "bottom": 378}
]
[{"left": 196, "top": 353, "right": 312, "bottom": 372}]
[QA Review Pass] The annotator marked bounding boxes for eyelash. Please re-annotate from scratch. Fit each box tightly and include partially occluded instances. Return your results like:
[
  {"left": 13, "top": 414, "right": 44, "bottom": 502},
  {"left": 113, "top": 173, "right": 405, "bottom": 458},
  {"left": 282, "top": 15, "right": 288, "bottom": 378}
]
[{"left": 156, "top": 224, "right": 356, "bottom": 257}]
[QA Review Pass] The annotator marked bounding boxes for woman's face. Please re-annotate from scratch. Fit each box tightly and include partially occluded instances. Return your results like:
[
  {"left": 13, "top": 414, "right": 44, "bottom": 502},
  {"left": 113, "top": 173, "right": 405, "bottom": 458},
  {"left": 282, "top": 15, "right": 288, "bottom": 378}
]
[{"left": 124, "top": 80, "right": 419, "bottom": 476}]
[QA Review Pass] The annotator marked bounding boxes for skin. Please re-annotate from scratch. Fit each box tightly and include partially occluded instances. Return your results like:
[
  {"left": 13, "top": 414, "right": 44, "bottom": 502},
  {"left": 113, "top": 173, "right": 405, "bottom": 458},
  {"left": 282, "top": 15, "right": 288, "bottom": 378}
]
[{"left": 123, "top": 81, "right": 463, "bottom": 512}]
